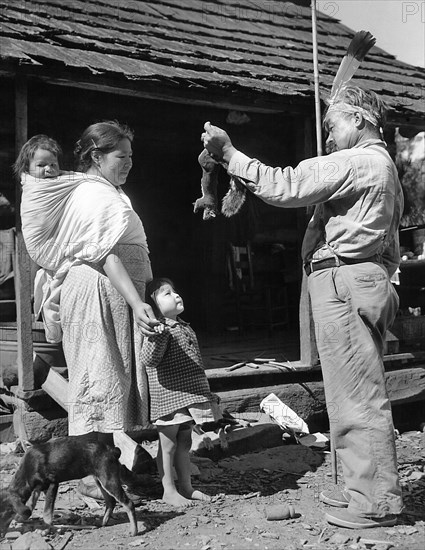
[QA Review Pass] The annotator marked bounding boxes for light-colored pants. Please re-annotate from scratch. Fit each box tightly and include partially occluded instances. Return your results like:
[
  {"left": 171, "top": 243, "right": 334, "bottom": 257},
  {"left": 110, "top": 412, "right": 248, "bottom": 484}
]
[{"left": 308, "top": 262, "right": 403, "bottom": 517}]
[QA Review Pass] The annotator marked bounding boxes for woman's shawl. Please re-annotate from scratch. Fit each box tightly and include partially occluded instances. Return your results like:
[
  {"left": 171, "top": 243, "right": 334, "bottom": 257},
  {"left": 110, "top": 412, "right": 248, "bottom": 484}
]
[{"left": 21, "top": 172, "right": 133, "bottom": 343}]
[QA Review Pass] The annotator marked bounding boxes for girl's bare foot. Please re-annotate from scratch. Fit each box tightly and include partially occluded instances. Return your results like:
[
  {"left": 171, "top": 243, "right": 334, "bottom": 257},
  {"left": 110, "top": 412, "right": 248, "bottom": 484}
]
[
  {"left": 162, "top": 490, "right": 194, "bottom": 507},
  {"left": 181, "top": 489, "right": 211, "bottom": 501}
]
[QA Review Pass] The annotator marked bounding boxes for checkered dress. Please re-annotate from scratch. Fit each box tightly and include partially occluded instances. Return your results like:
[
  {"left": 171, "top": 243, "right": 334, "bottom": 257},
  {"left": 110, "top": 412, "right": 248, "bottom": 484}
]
[{"left": 141, "top": 318, "right": 213, "bottom": 421}]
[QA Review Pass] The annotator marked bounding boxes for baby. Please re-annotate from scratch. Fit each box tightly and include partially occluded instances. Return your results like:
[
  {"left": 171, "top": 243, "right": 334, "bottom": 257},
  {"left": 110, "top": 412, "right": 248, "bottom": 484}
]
[{"left": 13, "top": 134, "right": 61, "bottom": 180}]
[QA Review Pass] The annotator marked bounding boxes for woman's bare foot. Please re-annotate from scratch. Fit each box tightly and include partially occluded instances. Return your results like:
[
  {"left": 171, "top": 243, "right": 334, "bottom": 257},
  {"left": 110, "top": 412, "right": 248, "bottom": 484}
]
[
  {"left": 162, "top": 490, "right": 194, "bottom": 507},
  {"left": 181, "top": 489, "right": 211, "bottom": 501}
]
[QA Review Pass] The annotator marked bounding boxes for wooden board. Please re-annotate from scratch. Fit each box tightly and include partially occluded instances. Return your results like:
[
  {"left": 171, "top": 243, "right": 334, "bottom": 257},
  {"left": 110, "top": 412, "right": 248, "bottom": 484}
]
[{"left": 213, "top": 366, "right": 425, "bottom": 430}]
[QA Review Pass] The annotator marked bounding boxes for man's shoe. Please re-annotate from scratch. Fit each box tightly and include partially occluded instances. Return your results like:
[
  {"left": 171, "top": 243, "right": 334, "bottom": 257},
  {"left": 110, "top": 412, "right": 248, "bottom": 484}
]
[
  {"left": 320, "top": 489, "right": 351, "bottom": 507},
  {"left": 325, "top": 508, "right": 397, "bottom": 529}
]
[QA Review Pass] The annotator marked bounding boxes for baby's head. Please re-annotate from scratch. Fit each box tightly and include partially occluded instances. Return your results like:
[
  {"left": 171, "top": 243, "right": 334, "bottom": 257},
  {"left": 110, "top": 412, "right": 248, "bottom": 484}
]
[
  {"left": 13, "top": 135, "right": 62, "bottom": 180},
  {"left": 146, "top": 277, "right": 184, "bottom": 320}
]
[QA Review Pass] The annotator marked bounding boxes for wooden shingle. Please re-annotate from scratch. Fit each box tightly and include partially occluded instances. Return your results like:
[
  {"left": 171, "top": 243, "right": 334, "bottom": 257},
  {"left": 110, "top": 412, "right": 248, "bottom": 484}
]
[{"left": 0, "top": 0, "right": 423, "bottom": 124}]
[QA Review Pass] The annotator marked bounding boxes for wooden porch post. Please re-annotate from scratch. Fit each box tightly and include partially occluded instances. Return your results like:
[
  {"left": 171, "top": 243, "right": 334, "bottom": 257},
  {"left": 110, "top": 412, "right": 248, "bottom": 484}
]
[
  {"left": 14, "top": 75, "right": 34, "bottom": 391},
  {"left": 298, "top": 116, "right": 319, "bottom": 367}
]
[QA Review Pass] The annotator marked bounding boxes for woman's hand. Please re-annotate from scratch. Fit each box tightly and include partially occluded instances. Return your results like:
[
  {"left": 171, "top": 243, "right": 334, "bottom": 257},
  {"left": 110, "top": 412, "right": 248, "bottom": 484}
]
[
  {"left": 103, "top": 251, "right": 160, "bottom": 336},
  {"left": 201, "top": 122, "right": 237, "bottom": 164},
  {"left": 133, "top": 301, "right": 161, "bottom": 336}
]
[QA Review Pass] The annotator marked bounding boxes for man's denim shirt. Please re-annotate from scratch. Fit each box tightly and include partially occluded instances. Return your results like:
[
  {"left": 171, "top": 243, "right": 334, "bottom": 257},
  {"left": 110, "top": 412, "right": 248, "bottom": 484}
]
[{"left": 228, "top": 139, "right": 404, "bottom": 277}]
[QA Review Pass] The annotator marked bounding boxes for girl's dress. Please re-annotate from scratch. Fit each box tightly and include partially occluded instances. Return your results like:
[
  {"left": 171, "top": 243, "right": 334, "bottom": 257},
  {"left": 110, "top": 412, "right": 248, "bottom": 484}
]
[{"left": 141, "top": 317, "right": 220, "bottom": 427}]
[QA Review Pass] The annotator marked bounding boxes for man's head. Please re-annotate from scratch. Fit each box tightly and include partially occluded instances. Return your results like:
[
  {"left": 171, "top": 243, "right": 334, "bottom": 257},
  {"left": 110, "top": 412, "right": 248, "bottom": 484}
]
[{"left": 324, "top": 86, "right": 388, "bottom": 152}]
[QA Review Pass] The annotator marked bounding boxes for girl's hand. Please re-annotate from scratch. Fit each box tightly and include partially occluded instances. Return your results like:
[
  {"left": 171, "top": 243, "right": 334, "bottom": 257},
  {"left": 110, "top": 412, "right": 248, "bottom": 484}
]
[
  {"left": 133, "top": 302, "right": 161, "bottom": 336},
  {"left": 153, "top": 322, "right": 167, "bottom": 334}
]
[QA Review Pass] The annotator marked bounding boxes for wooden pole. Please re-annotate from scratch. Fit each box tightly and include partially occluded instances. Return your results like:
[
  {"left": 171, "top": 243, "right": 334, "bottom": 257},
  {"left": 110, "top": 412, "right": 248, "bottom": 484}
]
[
  {"left": 311, "top": 1, "right": 337, "bottom": 483},
  {"left": 311, "top": 0, "right": 323, "bottom": 156},
  {"left": 298, "top": 117, "right": 319, "bottom": 368},
  {"left": 14, "top": 75, "right": 34, "bottom": 391}
]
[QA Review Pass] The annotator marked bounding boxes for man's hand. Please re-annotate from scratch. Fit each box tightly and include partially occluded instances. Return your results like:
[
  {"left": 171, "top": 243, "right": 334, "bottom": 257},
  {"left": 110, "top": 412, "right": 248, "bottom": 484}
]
[
  {"left": 133, "top": 302, "right": 161, "bottom": 336},
  {"left": 201, "top": 122, "right": 237, "bottom": 164}
]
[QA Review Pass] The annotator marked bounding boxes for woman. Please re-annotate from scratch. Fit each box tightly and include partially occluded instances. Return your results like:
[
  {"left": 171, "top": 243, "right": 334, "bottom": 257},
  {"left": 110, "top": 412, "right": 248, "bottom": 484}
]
[{"left": 21, "top": 121, "right": 159, "bottom": 441}]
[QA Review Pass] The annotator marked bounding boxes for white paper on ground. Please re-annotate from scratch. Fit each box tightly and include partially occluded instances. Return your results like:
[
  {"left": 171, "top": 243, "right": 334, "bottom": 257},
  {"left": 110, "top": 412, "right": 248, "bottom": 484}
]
[
  {"left": 298, "top": 432, "right": 329, "bottom": 448},
  {"left": 259, "top": 393, "right": 309, "bottom": 434}
]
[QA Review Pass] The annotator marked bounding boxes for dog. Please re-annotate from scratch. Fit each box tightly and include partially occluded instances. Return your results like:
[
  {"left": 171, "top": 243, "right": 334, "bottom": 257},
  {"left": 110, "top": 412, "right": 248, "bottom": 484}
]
[{"left": 0, "top": 436, "right": 138, "bottom": 536}]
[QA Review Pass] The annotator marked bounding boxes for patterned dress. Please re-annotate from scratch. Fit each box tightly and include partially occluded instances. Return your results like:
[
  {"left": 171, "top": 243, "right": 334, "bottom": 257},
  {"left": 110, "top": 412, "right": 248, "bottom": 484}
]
[
  {"left": 141, "top": 318, "right": 214, "bottom": 423},
  {"left": 61, "top": 232, "right": 152, "bottom": 435}
]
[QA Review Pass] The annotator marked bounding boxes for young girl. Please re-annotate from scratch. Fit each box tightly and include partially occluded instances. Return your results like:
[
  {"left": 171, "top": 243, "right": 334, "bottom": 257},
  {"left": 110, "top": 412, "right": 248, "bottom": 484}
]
[
  {"left": 142, "top": 277, "right": 221, "bottom": 507},
  {"left": 13, "top": 134, "right": 62, "bottom": 180}
]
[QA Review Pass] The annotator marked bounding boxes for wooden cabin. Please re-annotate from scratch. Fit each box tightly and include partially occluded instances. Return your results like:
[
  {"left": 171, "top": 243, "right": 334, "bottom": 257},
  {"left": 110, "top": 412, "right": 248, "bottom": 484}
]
[{"left": 0, "top": 1, "right": 424, "bottom": 413}]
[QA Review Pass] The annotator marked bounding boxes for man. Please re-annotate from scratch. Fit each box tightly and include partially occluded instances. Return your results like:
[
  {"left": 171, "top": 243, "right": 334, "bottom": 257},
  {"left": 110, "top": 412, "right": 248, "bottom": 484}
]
[{"left": 201, "top": 85, "right": 403, "bottom": 529}]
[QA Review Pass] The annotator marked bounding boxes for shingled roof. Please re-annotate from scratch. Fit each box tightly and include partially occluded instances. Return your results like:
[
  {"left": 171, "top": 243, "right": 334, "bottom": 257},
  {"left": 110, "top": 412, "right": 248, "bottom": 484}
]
[{"left": 1, "top": 0, "right": 424, "bottom": 126}]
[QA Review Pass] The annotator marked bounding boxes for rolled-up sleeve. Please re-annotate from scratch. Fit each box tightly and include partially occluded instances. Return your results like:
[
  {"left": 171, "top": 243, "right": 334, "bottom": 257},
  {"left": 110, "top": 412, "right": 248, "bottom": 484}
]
[{"left": 228, "top": 150, "right": 355, "bottom": 208}]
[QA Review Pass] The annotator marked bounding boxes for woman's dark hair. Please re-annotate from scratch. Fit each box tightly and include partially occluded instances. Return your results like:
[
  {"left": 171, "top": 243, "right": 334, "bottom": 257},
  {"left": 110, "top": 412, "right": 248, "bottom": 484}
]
[
  {"left": 74, "top": 120, "right": 134, "bottom": 172},
  {"left": 145, "top": 277, "right": 176, "bottom": 318},
  {"left": 13, "top": 134, "right": 62, "bottom": 180}
]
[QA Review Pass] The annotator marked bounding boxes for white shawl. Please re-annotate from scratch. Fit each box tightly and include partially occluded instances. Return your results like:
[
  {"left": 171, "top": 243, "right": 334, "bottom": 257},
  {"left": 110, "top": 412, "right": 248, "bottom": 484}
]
[{"left": 21, "top": 172, "right": 135, "bottom": 343}]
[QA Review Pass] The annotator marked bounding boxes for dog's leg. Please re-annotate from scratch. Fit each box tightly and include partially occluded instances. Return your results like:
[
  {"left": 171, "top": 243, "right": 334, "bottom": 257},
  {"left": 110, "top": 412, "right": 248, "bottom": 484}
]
[
  {"left": 42, "top": 484, "right": 58, "bottom": 527},
  {"left": 29, "top": 487, "right": 41, "bottom": 511},
  {"left": 96, "top": 477, "right": 138, "bottom": 536},
  {"left": 94, "top": 478, "right": 116, "bottom": 527}
]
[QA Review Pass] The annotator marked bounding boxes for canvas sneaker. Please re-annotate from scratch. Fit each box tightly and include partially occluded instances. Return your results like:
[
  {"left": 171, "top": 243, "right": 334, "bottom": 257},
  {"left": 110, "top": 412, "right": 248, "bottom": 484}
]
[
  {"left": 320, "top": 488, "right": 351, "bottom": 507},
  {"left": 325, "top": 508, "right": 397, "bottom": 529}
]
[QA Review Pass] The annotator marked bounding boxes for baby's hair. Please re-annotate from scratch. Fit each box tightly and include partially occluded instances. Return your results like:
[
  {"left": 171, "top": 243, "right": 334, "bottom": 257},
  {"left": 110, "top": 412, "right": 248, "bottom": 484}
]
[
  {"left": 74, "top": 120, "right": 134, "bottom": 172},
  {"left": 145, "top": 277, "right": 176, "bottom": 318},
  {"left": 13, "top": 134, "right": 62, "bottom": 180}
]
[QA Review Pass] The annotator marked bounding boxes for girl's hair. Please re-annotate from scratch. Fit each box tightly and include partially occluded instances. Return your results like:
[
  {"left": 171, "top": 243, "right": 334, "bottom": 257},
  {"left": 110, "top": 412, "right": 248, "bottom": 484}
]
[
  {"left": 13, "top": 134, "right": 62, "bottom": 179},
  {"left": 145, "top": 277, "right": 176, "bottom": 317},
  {"left": 74, "top": 120, "right": 134, "bottom": 172}
]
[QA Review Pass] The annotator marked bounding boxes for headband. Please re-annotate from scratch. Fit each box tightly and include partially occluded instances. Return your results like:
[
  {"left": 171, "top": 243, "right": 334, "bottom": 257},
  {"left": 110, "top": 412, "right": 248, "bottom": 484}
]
[{"left": 326, "top": 103, "right": 380, "bottom": 127}]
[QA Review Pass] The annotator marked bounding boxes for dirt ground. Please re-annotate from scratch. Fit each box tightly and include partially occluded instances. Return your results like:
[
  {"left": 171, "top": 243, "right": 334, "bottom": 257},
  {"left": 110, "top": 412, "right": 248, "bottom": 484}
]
[{"left": 0, "top": 429, "right": 424, "bottom": 550}]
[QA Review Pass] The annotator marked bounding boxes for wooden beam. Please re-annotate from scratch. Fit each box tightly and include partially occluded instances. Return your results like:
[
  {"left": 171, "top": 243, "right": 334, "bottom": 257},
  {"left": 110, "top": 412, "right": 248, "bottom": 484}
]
[
  {"left": 213, "top": 366, "right": 425, "bottom": 426},
  {"left": 14, "top": 75, "right": 34, "bottom": 391},
  {"left": 0, "top": 66, "right": 313, "bottom": 116},
  {"left": 1, "top": 67, "right": 423, "bottom": 129},
  {"left": 43, "top": 77, "right": 311, "bottom": 115},
  {"left": 298, "top": 117, "right": 319, "bottom": 367}
]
